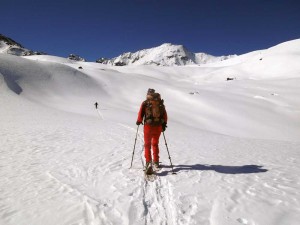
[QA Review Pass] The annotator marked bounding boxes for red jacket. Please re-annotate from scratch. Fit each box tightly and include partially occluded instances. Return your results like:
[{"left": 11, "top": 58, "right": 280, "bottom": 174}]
[{"left": 137, "top": 100, "right": 168, "bottom": 125}]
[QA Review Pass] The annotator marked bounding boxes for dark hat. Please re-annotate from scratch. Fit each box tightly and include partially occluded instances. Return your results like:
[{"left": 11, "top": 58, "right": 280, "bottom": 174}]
[{"left": 147, "top": 88, "right": 155, "bottom": 95}]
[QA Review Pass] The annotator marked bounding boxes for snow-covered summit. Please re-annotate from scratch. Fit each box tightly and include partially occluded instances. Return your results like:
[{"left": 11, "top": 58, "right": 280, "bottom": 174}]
[
  {"left": 0, "top": 34, "right": 46, "bottom": 56},
  {"left": 68, "top": 54, "right": 86, "bottom": 62},
  {"left": 97, "top": 43, "right": 236, "bottom": 66}
]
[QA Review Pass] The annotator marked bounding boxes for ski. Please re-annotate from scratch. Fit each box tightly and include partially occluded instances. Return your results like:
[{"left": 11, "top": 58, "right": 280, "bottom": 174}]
[
  {"left": 153, "top": 165, "right": 162, "bottom": 172},
  {"left": 144, "top": 164, "right": 157, "bottom": 182},
  {"left": 144, "top": 173, "right": 157, "bottom": 182}
]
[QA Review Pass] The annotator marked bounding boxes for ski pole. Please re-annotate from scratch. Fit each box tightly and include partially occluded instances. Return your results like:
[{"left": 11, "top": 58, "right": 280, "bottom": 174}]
[
  {"left": 162, "top": 132, "right": 176, "bottom": 174},
  {"left": 130, "top": 125, "right": 139, "bottom": 168}
]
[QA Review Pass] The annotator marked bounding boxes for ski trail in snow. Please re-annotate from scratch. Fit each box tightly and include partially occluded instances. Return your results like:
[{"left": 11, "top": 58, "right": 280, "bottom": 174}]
[
  {"left": 136, "top": 130, "right": 178, "bottom": 224},
  {"left": 96, "top": 108, "right": 104, "bottom": 120},
  {"left": 117, "top": 123, "right": 179, "bottom": 225},
  {"left": 138, "top": 171, "right": 178, "bottom": 225}
]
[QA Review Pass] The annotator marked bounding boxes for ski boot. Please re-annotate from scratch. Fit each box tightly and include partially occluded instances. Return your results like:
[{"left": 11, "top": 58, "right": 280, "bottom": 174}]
[{"left": 145, "top": 162, "right": 154, "bottom": 175}]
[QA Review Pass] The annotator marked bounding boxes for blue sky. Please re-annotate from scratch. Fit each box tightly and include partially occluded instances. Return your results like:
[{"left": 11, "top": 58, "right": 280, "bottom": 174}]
[{"left": 1, "top": 0, "right": 300, "bottom": 61}]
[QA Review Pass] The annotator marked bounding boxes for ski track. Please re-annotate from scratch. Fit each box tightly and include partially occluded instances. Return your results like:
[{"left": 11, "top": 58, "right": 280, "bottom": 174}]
[{"left": 123, "top": 122, "right": 178, "bottom": 225}]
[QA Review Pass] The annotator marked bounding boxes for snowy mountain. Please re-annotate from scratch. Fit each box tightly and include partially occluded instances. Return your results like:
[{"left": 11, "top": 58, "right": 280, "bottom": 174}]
[
  {"left": 1, "top": 34, "right": 234, "bottom": 65},
  {"left": 0, "top": 34, "right": 46, "bottom": 56},
  {"left": 67, "top": 54, "right": 86, "bottom": 62},
  {"left": 96, "top": 43, "right": 236, "bottom": 66},
  {"left": 1, "top": 38, "right": 300, "bottom": 225}
]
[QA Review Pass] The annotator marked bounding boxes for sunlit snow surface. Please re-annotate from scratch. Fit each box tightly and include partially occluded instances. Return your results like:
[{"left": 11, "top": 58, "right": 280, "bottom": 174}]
[{"left": 1, "top": 39, "right": 300, "bottom": 225}]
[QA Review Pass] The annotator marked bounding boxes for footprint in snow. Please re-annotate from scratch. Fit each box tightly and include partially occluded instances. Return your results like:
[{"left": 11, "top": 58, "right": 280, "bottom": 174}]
[{"left": 237, "top": 218, "right": 249, "bottom": 224}]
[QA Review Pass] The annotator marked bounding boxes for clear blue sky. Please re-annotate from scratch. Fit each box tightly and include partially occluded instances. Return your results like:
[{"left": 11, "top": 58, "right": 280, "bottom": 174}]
[{"left": 1, "top": 0, "right": 300, "bottom": 61}]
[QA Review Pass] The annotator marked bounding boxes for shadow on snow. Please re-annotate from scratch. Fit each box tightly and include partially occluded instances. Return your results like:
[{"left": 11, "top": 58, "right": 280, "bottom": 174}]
[{"left": 158, "top": 164, "right": 268, "bottom": 176}]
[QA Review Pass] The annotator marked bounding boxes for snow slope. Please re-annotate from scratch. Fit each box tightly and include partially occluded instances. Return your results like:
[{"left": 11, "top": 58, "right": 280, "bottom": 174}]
[{"left": 1, "top": 39, "right": 300, "bottom": 225}]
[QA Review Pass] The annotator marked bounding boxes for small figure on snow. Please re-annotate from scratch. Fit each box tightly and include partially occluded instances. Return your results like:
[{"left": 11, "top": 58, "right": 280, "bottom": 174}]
[
  {"left": 136, "top": 88, "right": 168, "bottom": 174},
  {"left": 94, "top": 102, "right": 98, "bottom": 109}
]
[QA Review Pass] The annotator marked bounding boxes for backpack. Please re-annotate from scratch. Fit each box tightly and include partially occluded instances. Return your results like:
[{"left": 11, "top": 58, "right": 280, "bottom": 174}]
[{"left": 144, "top": 93, "right": 165, "bottom": 125}]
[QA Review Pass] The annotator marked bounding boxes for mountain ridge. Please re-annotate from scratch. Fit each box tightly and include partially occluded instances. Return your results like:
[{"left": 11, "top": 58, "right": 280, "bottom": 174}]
[
  {"left": 0, "top": 34, "right": 235, "bottom": 65},
  {"left": 96, "top": 43, "right": 236, "bottom": 66},
  {"left": 0, "top": 34, "right": 46, "bottom": 56}
]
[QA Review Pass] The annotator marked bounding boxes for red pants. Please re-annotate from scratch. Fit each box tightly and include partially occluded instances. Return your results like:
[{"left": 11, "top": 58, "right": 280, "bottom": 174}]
[{"left": 144, "top": 124, "right": 162, "bottom": 163}]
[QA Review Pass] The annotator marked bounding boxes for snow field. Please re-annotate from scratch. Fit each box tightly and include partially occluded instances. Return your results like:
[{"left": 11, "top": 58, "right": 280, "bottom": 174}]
[
  {"left": 1, "top": 88, "right": 299, "bottom": 225},
  {"left": 1, "top": 39, "right": 300, "bottom": 224}
]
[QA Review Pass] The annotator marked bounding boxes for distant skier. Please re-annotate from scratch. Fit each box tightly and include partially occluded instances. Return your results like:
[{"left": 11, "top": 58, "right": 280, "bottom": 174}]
[
  {"left": 136, "top": 88, "right": 168, "bottom": 173},
  {"left": 94, "top": 102, "right": 98, "bottom": 109}
]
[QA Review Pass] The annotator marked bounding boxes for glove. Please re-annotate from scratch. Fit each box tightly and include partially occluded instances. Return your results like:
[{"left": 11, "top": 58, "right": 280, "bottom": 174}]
[
  {"left": 162, "top": 123, "right": 167, "bottom": 132},
  {"left": 136, "top": 121, "right": 142, "bottom": 125}
]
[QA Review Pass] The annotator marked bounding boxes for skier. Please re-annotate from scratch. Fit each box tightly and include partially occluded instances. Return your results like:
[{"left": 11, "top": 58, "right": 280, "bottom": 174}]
[
  {"left": 94, "top": 102, "right": 98, "bottom": 109},
  {"left": 136, "top": 88, "right": 168, "bottom": 174}
]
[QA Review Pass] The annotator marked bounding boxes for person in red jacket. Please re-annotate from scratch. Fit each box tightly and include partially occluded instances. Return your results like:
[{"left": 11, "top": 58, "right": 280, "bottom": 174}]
[{"left": 136, "top": 88, "right": 168, "bottom": 171}]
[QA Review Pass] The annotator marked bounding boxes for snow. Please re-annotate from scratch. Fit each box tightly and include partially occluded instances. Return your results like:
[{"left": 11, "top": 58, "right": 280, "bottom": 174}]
[
  {"left": 1, "top": 39, "right": 300, "bottom": 225},
  {"left": 0, "top": 41, "right": 10, "bottom": 54},
  {"left": 0, "top": 40, "right": 30, "bottom": 56},
  {"left": 99, "top": 43, "right": 236, "bottom": 66},
  {"left": 0, "top": 37, "right": 44, "bottom": 57}
]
